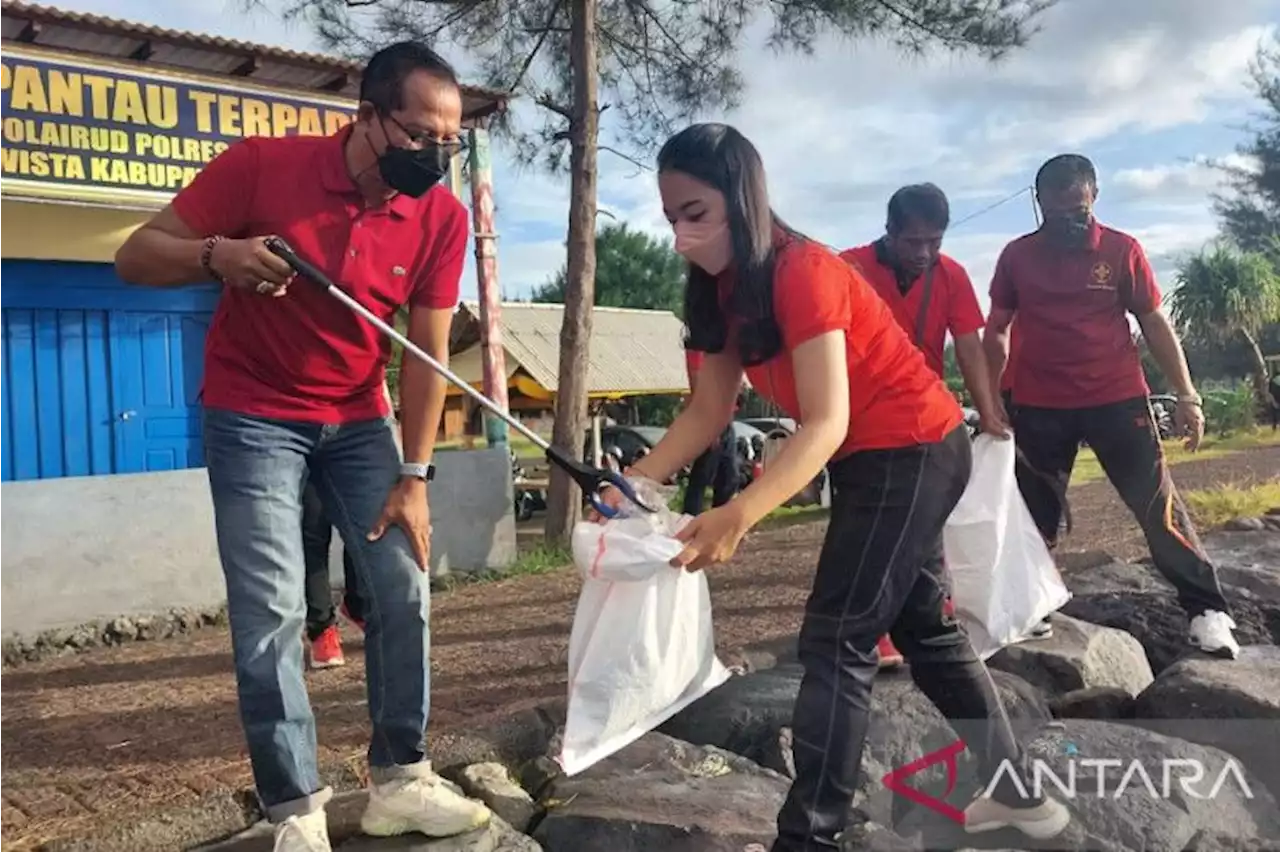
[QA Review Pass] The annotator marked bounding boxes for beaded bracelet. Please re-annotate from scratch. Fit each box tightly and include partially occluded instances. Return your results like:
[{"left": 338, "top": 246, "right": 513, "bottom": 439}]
[{"left": 200, "top": 235, "right": 225, "bottom": 283}]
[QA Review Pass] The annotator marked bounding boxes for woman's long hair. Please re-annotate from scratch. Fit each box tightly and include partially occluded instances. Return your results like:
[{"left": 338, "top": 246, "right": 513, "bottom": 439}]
[{"left": 657, "top": 123, "right": 799, "bottom": 366}]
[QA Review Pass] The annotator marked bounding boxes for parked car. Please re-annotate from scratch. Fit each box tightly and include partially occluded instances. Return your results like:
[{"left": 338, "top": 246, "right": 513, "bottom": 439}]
[
  {"left": 583, "top": 424, "right": 671, "bottom": 472},
  {"left": 734, "top": 417, "right": 827, "bottom": 505}
]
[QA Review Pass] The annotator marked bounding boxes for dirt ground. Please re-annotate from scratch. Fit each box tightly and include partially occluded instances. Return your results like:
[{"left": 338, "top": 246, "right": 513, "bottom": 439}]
[{"left": 3, "top": 445, "right": 1277, "bottom": 850}]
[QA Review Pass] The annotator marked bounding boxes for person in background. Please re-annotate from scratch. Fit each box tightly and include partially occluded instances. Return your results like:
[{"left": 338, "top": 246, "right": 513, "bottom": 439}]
[
  {"left": 840, "top": 183, "right": 1016, "bottom": 668},
  {"left": 303, "top": 382, "right": 397, "bottom": 668},
  {"left": 113, "top": 41, "right": 491, "bottom": 851},
  {"left": 984, "top": 153, "right": 1239, "bottom": 659},
  {"left": 682, "top": 348, "right": 740, "bottom": 515},
  {"left": 301, "top": 480, "right": 362, "bottom": 669},
  {"left": 607, "top": 122, "right": 1069, "bottom": 851},
  {"left": 1270, "top": 366, "right": 1280, "bottom": 431}
]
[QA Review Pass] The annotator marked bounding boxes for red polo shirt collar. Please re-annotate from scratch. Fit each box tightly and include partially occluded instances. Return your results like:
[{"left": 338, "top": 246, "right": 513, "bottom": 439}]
[
  {"left": 318, "top": 124, "right": 421, "bottom": 219},
  {"left": 1033, "top": 217, "right": 1103, "bottom": 252}
]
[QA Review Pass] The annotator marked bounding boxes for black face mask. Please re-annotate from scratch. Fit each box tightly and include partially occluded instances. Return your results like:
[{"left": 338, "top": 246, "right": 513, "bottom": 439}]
[
  {"left": 377, "top": 142, "right": 451, "bottom": 198},
  {"left": 1043, "top": 211, "right": 1092, "bottom": 246}
]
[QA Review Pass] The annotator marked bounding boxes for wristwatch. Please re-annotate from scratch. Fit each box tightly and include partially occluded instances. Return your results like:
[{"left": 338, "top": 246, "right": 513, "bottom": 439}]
[
  {"left": 1176, "top": 392, "right": 1203, "bottom": 407},
  {"left": 400, "top": 461, "right": 436, "bottom": 482}
]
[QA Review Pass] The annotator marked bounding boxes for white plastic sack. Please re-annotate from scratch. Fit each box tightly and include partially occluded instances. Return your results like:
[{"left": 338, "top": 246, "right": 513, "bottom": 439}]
[
  {"left": 559, "top": 490, "right": 732, "bottom": 776},
  {"left": 944, "top": 434, "right": 1071, "bottom": 660}
]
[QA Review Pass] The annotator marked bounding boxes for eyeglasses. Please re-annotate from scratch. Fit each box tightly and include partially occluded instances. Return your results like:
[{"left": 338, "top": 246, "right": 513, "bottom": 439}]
[{"left": 382, "top": 112, "right": 468, "bottom": 158}]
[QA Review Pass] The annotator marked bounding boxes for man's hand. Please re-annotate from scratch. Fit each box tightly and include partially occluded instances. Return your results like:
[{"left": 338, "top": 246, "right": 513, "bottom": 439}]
[
  {"left": 209, "top": 235, "right": 296, "bottom": 296},
  {"left": 1175, "top": 400, "right": 1205, "bottom": 452},
  {"left": 369, "top": 479, "right": 431, "bottom": 571},
  {"left": 979, "top": 403, "right": 1011, "bottom": 439}
]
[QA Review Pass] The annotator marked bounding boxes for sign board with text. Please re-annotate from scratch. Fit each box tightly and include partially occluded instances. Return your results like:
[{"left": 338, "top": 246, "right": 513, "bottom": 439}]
[{"left": 0, "top": 45, "right": 358, "bottom": 209}]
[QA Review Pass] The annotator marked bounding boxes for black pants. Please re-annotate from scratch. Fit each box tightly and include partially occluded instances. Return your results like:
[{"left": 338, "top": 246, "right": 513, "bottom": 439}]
[
  {"left": 302, "top": 477, "right": 363, "bottom": 640},
  {"left": 1011, "top": 396, "right": 1230, "bottom": 618},
  {"left": 682, "top": 426, "right": 738, "bottom": 515},
  {"left": 773, "top": 426, "right": 1034, "bottom": 851}
]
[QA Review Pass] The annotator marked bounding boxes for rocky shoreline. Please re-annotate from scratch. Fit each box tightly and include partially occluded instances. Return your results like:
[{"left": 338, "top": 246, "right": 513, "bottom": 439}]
[{"left": 192, "top": 528, "right": 1280, "bottom": 852}]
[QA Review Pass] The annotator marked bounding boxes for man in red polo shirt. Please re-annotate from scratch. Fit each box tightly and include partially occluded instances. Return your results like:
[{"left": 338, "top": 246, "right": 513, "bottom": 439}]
[
  {"left": 841, "top": 183, "right": 1015, "bottom": 668},
  {"left": 115, "top": 42, "right": 491, "bottom": 849},
  {"left": 984, "top": 154, "right": 1238, "bottom": 659}
]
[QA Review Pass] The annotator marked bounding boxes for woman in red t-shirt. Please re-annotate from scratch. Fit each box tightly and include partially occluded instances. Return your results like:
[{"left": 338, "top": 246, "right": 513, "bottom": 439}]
[{"left": 604, "top": 124, "right": 1068, "bottom": 849}]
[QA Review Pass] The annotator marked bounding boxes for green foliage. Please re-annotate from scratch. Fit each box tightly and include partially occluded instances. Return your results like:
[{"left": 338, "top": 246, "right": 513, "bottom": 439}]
[
  {"left": 941, "top": 343, "right": 970, "bottom": 404},
  {"left": 532, "top": 222, "right": 686, "bottom": 313},
  {"left": 1214, "top": 34, "right": 1280, "bottom": 255},
  {"left": 1168, "top": 244, "right": 1280, "bottom": 346},
  {"left": 1202, "top": 382, "right": 1259, "bottom": 435}
]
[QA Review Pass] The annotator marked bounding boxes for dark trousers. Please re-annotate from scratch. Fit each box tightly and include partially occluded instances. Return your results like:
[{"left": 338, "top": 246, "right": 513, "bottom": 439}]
[
  {"left": 773, "top": 426, "right": 1034, "bottom": 851},
  {"left": 302, "top": 477, "right": 363, "bottom": 640},
  {"left": 1011, "top": 396, "right": 1230, "bottom": 618},
  {"left": 683, "top": 426, "right": 738, "bottom": 515}
]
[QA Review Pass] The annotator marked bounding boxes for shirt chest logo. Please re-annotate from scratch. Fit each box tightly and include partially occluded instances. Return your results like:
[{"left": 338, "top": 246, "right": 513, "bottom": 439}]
[
  {"left": 392, "top": 265, "right": 407, "bottom": 277},
  {"left": 1088, "top": 260, "right": 1115, "bottom": 290}
]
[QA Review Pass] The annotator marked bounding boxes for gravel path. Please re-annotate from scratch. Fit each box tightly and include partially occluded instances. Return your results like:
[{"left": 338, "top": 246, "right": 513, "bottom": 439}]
[{"left": 3, "top": 444, "right": 1277, "bottom": 849}]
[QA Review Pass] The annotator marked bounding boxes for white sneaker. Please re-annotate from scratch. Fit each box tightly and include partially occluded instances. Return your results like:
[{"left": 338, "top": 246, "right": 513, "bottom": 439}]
[
  {"left": 1189, "top": 610, "right": 1241, "bottom": 659},
  {"left": 964, "top": 795, "right": 1071, "bottom": 839},
  {"left": 273, "top": 809, "right": 331, "bottom": 852},
  {"left": 360, "top": 769, "right": 492, "bottom": 838}
]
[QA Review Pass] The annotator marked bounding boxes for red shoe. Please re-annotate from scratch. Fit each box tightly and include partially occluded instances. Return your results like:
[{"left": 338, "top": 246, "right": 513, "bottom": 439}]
[
  {"left": 340, "top": 600, "right": 365, "bottom": 634},
  {"left": 308, "top": 625, "right": 345, "bottom": 669},
  {"left": 876, "top": 634, "right": 904, "bottom": 669}
]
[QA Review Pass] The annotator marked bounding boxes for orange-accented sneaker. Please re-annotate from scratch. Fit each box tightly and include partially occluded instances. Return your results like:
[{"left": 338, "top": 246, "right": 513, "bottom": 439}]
[{"left": 309, "top": 625, "right": 345, "bottom": 669}]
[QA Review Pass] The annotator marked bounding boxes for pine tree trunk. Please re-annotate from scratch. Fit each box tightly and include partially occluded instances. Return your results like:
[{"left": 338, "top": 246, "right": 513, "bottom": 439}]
[{"left": 544, "top": 0, "right": 599, "bottom": 545}]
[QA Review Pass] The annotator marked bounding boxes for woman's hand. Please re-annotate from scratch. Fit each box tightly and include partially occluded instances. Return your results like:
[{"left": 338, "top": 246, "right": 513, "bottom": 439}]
[{"left": 670, "top": 502, "right": 752, "bottom": 571}]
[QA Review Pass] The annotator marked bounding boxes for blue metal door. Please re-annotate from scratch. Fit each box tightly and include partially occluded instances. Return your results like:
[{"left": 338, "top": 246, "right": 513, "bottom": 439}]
[
  {"left": 109, "top": 310, "right": 212, "bottom": 473},
  {"left": 1, "top": 260, "right": 220, "bottom": 482}
]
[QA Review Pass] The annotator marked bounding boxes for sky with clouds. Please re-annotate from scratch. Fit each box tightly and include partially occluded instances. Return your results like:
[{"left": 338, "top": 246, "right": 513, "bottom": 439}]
[{"left": 56, "top": 0, "right": 1280, "bottom": 310}]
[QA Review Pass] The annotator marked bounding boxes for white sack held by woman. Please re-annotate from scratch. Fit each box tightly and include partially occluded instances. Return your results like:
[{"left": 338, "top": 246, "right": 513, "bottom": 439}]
[
  {"left": 559, "top": 481, "right": 732, "bottom": 776},
  {"left": 944, "top": 433, "right": 1071, "bottom": 659}
]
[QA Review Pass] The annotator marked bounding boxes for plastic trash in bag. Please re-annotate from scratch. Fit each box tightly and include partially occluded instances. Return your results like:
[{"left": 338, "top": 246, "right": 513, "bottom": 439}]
[
  {"left": 944, "top": 433, "right": 1071, "bottom": 660},
  {"left": 558, "top": 477, "right": 732, "bottom": 776}
]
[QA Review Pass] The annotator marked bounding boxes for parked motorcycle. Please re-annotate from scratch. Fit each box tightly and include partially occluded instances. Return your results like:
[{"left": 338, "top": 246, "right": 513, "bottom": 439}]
[{"left": 511, "top": 449, "right": 547, "bottom": 522}]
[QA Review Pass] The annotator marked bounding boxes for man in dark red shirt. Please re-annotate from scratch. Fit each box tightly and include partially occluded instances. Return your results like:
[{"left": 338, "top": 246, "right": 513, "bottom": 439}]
[
  {"left": 682, "top": 348, "right": 740, "bottom": 514},
  {"left": 984, "top": 154, "right": 1238, "bottom": 659},
  {"left": 841, "top": 184, "right": 1011, "bottom": 668},
  {"left": 115, "top": 42, "right": 491, "bottom": 849}
]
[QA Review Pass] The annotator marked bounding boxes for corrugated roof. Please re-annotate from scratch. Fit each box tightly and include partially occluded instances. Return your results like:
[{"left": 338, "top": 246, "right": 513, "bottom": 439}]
[
  {"left": 451, "top": 302, "right": 691, "bottom": 396},
  {"left": 0, "top": 1, "right": 509, "bottom": 120}
]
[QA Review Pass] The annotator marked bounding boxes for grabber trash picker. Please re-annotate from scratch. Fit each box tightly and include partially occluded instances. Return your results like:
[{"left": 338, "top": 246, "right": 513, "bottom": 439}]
[{"left": 265, "top": 237, "right": 656, "bottom": 519}]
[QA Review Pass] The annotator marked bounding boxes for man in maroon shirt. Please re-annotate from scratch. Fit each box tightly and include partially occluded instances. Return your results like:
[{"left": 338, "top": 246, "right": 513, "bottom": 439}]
[
  {"left": 984, "top": 154, "right": 1238, "bottom": 659},
  {"left": 115, "top": 42, "right": 491, "bottom": 850}
]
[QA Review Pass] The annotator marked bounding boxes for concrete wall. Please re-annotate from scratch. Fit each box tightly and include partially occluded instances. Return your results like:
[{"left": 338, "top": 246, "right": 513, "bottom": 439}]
[{"left": 0, "top": 448, "right": 515, "bottom": 639}]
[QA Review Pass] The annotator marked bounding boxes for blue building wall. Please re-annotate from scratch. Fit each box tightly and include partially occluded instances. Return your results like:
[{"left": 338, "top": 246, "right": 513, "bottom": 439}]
[{"left": 1, "top": 260, "right": 219, "bottom": 482}]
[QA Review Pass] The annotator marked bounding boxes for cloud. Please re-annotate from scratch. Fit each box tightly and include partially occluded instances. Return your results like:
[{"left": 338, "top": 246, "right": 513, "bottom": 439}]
[{"left": 62, "top": 0, "right": 1280, "bottom": 305}]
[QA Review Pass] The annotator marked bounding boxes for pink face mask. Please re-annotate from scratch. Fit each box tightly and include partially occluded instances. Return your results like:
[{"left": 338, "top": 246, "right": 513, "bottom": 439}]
[{"left": 673, "top": 220, "right": 732, "bottom": 275}]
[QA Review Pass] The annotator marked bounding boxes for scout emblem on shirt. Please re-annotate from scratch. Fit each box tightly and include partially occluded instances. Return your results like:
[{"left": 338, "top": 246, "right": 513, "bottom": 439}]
[
  {"left": 392, "top": 265, "right": 406, "bottom": 277},
  {"left": 1088, "top": 260, "right": 1114, "bottom": 289}
]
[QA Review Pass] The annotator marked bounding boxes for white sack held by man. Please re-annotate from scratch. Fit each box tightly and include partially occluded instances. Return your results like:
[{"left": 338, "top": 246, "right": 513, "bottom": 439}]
[
  {"left": 560, "top": 479, "right": 732, "bottom": 776},
  {"left": 944, "top": 433, "right": 1071, "bottom": 659}
]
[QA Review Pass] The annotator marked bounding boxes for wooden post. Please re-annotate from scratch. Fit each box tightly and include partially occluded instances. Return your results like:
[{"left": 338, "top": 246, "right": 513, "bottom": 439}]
[{"left": 467, "top": 123, "right": 510, "bottom": 447}]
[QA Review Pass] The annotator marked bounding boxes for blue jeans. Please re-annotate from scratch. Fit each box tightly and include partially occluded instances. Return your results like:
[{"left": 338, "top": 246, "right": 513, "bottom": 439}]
[{"left": 203, "top": 407, "right": 429, "bottom": 821}]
